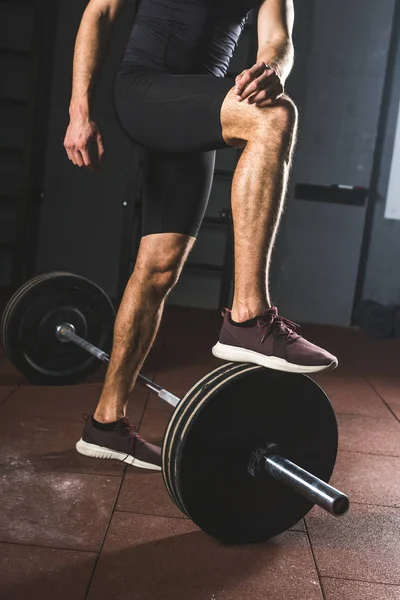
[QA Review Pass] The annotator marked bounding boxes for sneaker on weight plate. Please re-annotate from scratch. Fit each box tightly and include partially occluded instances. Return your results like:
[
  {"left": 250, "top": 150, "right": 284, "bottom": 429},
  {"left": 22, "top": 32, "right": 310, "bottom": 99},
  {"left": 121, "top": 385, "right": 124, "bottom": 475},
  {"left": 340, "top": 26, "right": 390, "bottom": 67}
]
[
  {"left": 76, "top": 415, "right": 162, "bottom": 471},
  {"left": 212, "top": 307, "right": 338, "bottom": 374}
]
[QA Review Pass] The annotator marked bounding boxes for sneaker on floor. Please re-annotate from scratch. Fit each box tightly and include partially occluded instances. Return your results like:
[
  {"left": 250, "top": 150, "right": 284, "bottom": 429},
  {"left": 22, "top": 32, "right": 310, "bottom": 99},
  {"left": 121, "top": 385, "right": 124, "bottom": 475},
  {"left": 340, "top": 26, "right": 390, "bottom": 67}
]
[
  {"left": 212, "top": 307, "right": 338, "bottom": 374},
  {"left": 76, "top": 415, "right": 162, "bottom": 471}
]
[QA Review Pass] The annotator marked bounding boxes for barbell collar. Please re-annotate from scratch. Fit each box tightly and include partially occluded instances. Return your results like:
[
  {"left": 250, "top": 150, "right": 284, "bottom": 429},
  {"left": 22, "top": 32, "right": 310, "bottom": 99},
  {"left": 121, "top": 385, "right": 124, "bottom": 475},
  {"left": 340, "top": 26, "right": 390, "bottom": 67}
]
[{"left": 265, "top": 454, "right": 349, "bottom": 517}]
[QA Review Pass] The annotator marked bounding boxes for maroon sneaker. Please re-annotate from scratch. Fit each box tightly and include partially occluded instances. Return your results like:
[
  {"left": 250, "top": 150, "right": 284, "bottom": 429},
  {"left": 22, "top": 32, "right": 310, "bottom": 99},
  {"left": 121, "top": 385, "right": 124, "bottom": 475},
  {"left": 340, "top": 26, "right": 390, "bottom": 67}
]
[
  {"left": 76, "top": 415, "right": 161, "bottom": 471},
  {"left": 212, "top": 307, "right": 338, "bottom": 374}
]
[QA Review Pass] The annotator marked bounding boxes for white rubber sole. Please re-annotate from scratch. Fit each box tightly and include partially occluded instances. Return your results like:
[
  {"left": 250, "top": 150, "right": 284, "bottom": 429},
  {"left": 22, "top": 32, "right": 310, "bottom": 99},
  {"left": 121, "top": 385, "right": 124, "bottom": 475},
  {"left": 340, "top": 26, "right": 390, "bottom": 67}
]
[
  {"left": 212, "top": 342, "right": 338, "bottom": 374},
  {"left": 76, "top": 439, "right": 161, "bottom": 471}
]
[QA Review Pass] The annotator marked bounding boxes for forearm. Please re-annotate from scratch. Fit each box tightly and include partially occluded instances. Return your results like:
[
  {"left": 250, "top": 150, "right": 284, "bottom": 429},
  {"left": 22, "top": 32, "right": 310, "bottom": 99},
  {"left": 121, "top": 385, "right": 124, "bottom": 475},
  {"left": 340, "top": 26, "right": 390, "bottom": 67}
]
[
  {"left": 257, "top": 37, "right": 294, "bottom": 84},
  {"left": 69, "top": 6, "right": 114, "bottom": 119}
]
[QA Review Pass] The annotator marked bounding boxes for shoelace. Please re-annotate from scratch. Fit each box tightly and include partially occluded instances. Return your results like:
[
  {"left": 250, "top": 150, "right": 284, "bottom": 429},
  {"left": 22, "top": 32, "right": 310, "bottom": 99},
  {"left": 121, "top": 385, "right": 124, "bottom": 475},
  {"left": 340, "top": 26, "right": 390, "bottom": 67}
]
[
  {"left": 116, "top": 417, "right": 146, "bottom": 444},
  {"left": 257, "top": 308, "right": 300, "bottom": 343},
  {"left": 83, "top": 413, "right": 146, "bottom": 446},
  {"left": 116, "top": 418, "right": 147, "bottom": 464},
  {"left": 83, "top": 413, "right": 148, "bottom": 464}
]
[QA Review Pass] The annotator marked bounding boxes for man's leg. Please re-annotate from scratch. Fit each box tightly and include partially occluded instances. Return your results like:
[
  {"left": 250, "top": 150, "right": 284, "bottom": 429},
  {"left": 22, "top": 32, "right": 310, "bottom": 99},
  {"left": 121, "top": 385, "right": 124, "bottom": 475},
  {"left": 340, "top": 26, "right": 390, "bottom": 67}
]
[
  {"left": 222, "top": 91, "right": 297, "bottom": 321},
  {"left": 94, "top": 232, "right": 195, "bottom": 423},
  {"left": 213, "top": 90, "right": 338, "bottom": 373},
  {"left": 76, "top": 148, "right": 213, "bottom": 468},
  {"left": 76, "top": 232, "right": 195, "bottom": 469}
]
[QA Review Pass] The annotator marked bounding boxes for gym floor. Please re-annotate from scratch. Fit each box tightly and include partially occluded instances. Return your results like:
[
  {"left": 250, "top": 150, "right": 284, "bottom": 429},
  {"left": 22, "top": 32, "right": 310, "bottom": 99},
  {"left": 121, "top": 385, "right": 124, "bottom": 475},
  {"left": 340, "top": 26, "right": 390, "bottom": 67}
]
[{"left": 0, "top": 306, "right": 399, "bottom": 600}]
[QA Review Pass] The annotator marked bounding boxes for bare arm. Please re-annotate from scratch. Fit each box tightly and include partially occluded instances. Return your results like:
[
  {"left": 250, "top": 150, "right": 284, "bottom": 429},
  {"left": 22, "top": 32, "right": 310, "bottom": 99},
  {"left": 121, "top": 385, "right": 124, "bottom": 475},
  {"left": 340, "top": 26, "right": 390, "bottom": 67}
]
[
  {"left": 65, "top": 0, "right": 125, "bottom": 169},
  {"left": 70, "top": 0, "right": 125, "bottom": 118},
  {"left": 235, "top": 0, "right": 294, "bottom": 106},
  {"left": 256, "top": 0, "right": 294, "bottom": 84}
]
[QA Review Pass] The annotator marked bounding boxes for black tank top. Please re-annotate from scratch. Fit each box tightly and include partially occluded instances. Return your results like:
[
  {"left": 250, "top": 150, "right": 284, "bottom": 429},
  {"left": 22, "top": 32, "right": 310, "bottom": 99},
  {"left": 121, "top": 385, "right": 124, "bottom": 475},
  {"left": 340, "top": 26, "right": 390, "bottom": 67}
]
[{"left": 122, "top": 0, "right": 260, "bottom": 76}]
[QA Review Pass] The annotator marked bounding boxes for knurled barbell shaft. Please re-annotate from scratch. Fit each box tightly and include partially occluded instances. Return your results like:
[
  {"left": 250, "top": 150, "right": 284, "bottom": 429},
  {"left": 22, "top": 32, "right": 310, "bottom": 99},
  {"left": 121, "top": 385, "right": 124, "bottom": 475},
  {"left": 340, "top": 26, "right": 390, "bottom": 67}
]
[
  {"left": 56, "top": 324, "right": 180, "bottom": 408},
  {"left": 265, "top": 454, "right": 349, "bottom": 516}
]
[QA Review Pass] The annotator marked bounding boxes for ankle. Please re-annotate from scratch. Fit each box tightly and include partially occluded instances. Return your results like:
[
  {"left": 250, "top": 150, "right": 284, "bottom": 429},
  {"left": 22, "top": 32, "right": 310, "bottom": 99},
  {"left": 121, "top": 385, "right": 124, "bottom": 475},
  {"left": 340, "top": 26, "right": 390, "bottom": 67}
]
[
  {"left": 231, "top": 302, "right": 270, "bottom": 323},
  {"left": 93, "top": 411, "right": 125, "bottom": 424}
]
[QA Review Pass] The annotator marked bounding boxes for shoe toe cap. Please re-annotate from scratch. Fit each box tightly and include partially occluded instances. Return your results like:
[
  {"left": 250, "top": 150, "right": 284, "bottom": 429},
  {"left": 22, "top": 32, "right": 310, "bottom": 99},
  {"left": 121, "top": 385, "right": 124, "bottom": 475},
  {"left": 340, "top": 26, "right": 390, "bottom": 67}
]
[{"left": 293, "top": 339, "right": 338, "bottom": 367}]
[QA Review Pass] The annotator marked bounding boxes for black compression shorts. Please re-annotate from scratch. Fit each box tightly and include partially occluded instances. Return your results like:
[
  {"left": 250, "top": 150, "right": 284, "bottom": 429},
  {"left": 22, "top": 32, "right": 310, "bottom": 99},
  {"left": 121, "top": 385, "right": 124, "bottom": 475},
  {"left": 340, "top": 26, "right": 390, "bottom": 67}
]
[{"left": 113, "top": 67, "right": 234, "bottom": 238}]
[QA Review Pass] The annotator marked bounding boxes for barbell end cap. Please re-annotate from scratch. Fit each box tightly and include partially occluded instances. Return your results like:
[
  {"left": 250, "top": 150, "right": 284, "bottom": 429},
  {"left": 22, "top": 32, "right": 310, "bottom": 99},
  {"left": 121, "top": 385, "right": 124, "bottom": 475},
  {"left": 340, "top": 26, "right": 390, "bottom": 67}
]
[
  {"left": 332, "top": 494, "right": 350, "bottom": 517},
  {"left": 56, "top": 323, "right": 76, "bottom": 342}
]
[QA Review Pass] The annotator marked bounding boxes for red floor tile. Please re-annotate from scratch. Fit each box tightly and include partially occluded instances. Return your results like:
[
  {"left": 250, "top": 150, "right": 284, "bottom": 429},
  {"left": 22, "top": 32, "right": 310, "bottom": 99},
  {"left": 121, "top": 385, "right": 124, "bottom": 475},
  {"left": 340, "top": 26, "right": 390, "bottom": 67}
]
[
  {"left": 302, "top": 325, "right": 400, "bottom": 379},
  {"left": 313, "top": 373, "right": 392, "bottom": 418},
  {"left": 0, "top": 384, "right": 20, "bottom": 408},
  {"left": 0, "top": 542, "right": 96, "bottom": 600},
  {"left": 0, "top": 383, "right": 104, "bottom": 421},
  {"left": 146, "top": 392, "right": 176, "bottom": 412},
  {"left": 359, "top": 338, "right": 400, "bottom": 372},
  {"left": 0, "top": 355, "right": 24, "bottom": 381},
  {"left": 87, "top": 512, "right": 323, "bottom": 600},
  {"left": 139, "top": 409, "right": 171, "bottom": 446},
  {"left": 0, "top": 351, "right": 23, "bottom": 397},
  {"left": 300, "top": 325, "right": 369, "bottom": 374},
  {"left": 337, "top": 414, "right": 400, "bottom": 457},
  {"left": 0, "top": 414, "right": 128, "bottom": 476},
  {"left": 368, "top": 374, "right": 400, "bottom": 420},
  {"left": 322, "top": 577, "right": 400, "bottom": 600},
  {"left": 306, "top": 503, "right": 400, "bottom": 585},
  {"left": 0, "top": 469, "right": 120, "bottom": 551},
  {"left": 0, "top": 383, "right": 148, "bottom": 426},
  {"left": 331, "top": 451, "right": 400, "bottom": 507},
  {"left": 292, "top": 519, "right": 306, "bottom": 531},
  {"left": 117, "top": 470, "right": 184, "bottom": 519}
]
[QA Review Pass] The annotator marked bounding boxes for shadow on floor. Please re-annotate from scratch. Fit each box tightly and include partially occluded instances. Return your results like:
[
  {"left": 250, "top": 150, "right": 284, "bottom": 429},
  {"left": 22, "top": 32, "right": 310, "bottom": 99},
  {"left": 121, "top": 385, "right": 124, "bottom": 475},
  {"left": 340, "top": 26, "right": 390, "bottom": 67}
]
[{"left": 1, "top": 531, "right": 279, "bottom": 600}]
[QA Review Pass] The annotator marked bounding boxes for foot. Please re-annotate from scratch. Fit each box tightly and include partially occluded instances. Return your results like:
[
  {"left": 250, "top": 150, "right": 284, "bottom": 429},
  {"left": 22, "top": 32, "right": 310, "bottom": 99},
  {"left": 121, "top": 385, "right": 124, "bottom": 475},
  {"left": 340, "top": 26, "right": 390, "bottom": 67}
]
[
  {"left": 76, "top": 415, "right": 162, "bottom": 471},
  {"left": 212, "top": 307, "right": 338, "bottom": 374}
]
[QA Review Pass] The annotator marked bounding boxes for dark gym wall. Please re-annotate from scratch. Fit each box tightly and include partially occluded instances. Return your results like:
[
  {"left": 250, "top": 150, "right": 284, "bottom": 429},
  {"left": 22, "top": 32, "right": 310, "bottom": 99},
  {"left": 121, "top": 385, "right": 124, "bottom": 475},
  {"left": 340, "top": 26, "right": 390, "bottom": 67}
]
[
  {"left": 363, "top": 0, "right": 400, "bottom": 306},
  {"left": 36, "top": 0, "right": 137, "bottom": 298},
  {"left": 36, "top": 0, "right": 399, "bottom": 323},
  {"left": 271, "top": 0, "right": 396, "bottom": 326}
]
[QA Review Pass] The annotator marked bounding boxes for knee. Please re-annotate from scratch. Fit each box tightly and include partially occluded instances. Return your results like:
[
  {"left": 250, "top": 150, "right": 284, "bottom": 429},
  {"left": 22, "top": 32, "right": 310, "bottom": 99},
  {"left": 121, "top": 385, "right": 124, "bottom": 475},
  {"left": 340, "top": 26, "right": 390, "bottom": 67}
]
[
  {"left": 136, "top": 254, "right": 184, "bottom": 297},
  {"left": 258, "top": 96, "right": 298, "bottom": 135}
]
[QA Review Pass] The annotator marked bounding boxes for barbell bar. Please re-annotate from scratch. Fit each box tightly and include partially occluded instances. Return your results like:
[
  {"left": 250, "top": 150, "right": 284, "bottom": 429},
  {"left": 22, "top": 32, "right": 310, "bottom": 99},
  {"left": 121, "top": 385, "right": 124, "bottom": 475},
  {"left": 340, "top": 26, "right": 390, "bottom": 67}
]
[
  {"left": 264, "top": 454, "right": 349, "bottom": 517},
  {"left": 1, "top": 272, "right": 350, "bottom": 543},
  {"left": 56, "top": 323, "right": 180, "bottom": 408}
]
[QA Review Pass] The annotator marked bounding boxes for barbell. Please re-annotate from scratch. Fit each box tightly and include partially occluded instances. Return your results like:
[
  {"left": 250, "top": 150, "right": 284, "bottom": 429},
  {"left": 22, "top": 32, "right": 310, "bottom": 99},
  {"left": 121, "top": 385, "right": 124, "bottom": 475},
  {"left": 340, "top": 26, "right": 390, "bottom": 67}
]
[{"left": 1, "top": 271, "right": 350, "bottom": 544}]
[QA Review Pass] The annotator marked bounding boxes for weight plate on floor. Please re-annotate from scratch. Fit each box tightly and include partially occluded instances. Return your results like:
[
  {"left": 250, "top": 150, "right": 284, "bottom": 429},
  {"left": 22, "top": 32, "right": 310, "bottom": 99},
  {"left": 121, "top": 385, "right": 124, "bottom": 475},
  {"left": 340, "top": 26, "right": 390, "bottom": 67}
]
[
  {"left": 1, "top": 272, "right": 115, "bottom": 385},
  {"left": 162, "top": 362, "right": 250, "bottom": 513},
  {"left": 164, "top": 366, "right": 338, "bottom": 544}
]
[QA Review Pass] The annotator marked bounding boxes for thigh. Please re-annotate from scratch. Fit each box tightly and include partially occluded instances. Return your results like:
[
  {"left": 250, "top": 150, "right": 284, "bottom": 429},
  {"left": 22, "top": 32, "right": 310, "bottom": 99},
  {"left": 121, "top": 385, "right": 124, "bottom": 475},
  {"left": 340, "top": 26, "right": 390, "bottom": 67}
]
[
  {"left": 142, "top": 150, "right": 216, "bottom": 238},
  {"left": 114, "top": 69, "right": 234, "bottom": 153}
]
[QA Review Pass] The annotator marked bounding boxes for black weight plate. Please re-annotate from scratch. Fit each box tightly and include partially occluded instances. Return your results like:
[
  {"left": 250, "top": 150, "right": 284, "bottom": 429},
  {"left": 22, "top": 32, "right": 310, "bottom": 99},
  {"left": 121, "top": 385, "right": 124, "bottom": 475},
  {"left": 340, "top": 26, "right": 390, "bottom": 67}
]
[
  {"left": 166, "top": 367, "right": 338, "bottom": 544},
  {"left": 1, "top": 272, "right": 71, "bottom": 360},
  {"left": 162, "top": 362, "right": 250, "bottom": 513},
  {"left": 1, "top": 272, "right": 66, "bottom": 346},
  {"left": 1, "top": 272, "right": 115, "bottom": 385}
]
